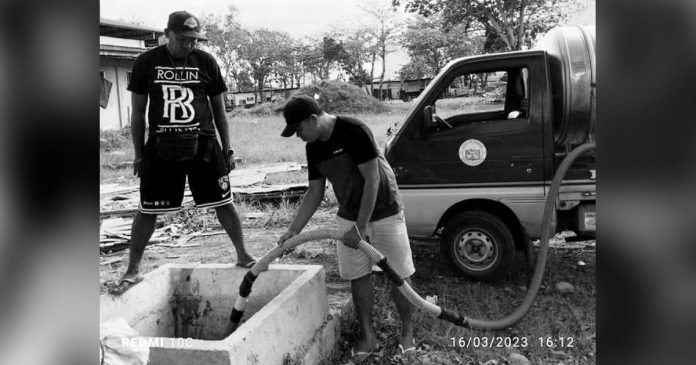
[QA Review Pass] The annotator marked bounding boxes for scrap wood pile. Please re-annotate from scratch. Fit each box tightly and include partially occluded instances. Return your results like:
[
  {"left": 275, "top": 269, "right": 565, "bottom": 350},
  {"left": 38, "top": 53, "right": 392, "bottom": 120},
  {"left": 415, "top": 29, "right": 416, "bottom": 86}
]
[
  {"left": 99, "top": 216, "right": 236, "bottom": 254},
  {"left": 100, "top": 218, "right": 192, "bottom": 254}
]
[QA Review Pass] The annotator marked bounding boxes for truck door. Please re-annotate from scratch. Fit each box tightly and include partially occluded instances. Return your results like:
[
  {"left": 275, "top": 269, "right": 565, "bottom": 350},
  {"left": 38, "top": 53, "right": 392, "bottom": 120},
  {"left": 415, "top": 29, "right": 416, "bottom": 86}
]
[{"left": 389, "top": 54, "right": 548, "bottom": 186}]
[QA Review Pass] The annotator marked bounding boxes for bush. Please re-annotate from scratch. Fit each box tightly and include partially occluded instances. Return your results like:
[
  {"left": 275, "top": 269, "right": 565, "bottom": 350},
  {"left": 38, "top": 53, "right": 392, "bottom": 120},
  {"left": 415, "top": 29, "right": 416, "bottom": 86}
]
[
  {"left": 230, "top": 80, "right": 390, "bottom": 118},
  {"left": 244, "top": 97, "right": 287, "bottom": 116},
  {"left": 292, "top": 80, "right": 390, "bottom": 115},
  {"left": 100, "top": 127, "right": 132, "bottom": 152}
]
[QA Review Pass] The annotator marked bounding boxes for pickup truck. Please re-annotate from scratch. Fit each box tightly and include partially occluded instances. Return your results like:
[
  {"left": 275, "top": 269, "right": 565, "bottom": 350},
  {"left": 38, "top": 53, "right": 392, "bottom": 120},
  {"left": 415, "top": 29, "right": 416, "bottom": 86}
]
[{"left": 385, "top": 26, "right": 596, "bottom": 279}]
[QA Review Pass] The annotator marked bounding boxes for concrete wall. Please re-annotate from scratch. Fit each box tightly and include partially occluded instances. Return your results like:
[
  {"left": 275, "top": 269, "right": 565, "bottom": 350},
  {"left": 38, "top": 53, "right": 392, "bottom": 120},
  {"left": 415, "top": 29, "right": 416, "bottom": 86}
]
[
  {"left": 231, "top": 92, "right": 256, "bottom": 108},
  {"left": 100, "top": 263, "right": 330, "bottom": 365},
  {"left": 101, "top": 265, "right": 174, "bottom": 337}
]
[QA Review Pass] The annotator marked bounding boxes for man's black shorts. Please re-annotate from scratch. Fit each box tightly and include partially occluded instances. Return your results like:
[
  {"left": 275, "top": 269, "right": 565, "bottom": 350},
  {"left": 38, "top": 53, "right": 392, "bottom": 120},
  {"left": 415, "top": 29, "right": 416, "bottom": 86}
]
[{"left": 139, "top": 135, "right": 232, "bottom": 214}]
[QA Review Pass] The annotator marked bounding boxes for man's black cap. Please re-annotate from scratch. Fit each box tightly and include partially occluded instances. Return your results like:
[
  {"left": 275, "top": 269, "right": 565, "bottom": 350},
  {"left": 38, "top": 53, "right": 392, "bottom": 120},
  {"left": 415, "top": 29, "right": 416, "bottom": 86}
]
[
  {"left": 167, "top": 11, "right": 208, "bottom": 41},
  {"left": 281, "top": 95, "right": 323, "bottom": 137}
]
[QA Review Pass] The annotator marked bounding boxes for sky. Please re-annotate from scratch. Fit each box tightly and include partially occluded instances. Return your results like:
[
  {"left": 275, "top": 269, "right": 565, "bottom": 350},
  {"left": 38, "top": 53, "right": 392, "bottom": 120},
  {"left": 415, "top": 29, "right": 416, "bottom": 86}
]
[
  {"left": 100, "top": 0, "right": 411, "bottom": 78},
  {"left": 100, "top": 0, "right": 596, "bottom": 80}
]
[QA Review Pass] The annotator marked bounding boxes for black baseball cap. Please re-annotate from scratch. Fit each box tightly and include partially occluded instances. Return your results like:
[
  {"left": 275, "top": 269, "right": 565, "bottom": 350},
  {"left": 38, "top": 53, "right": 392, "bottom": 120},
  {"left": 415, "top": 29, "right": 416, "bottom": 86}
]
[
  {"left": 281, "top": 95, "right": 323, "bottom": 137},
  {"left": 167, "top": 11, "right": 208, "bottom": 41}
]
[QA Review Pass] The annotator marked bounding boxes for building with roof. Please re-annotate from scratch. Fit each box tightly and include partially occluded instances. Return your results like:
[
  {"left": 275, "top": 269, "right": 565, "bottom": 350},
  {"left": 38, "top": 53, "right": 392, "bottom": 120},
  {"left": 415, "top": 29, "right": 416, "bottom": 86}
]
[
  {"left": 100, "top": 18, "right": 164, "bottom": 130},
  {"left": 362, "top": 78, "right": 432, "bottom": 101}
]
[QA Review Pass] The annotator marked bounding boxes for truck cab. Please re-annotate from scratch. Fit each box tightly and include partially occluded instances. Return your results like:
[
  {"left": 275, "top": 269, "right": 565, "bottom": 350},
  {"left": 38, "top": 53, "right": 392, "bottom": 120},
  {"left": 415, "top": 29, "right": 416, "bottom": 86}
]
[{"left": 385, "top": 26, "right": 596, "bottom": 280}]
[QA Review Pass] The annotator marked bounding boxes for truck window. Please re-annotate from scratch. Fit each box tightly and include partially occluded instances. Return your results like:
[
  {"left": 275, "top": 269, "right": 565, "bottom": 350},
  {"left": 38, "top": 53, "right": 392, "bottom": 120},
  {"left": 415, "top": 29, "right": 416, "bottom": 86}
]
[{"left": 433, "top": 68, "right": 529, "bottom": 126}]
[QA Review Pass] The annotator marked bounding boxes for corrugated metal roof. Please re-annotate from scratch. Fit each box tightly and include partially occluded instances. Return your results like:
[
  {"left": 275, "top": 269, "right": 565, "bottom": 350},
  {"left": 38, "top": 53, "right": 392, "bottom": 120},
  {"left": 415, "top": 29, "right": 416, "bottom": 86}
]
[
  {"left": 99, "top": 44, "right": 148, "bottom": 59},
  {"left": 100, "top": 18, "right": 164, "bottom": 40}
]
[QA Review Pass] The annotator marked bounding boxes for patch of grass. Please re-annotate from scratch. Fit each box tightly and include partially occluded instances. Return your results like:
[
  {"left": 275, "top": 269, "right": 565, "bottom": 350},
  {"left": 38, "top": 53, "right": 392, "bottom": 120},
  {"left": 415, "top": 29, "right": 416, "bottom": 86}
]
[
  {"left": 100, "top": 128, "right": 137, "bottom": 184},
  {"left": 100, "top": 127, "right": 133, "bottom": 151},
  {"left": 228, "top": 109, "right": 405, "bottom": 166},
  {"left": 329, "top": 242, "right": 595, "bottom": 364},
  {"left": 99, "top": 100, "right": 411, "bottom": 182},
  {"left": 262, "top": 198, "right": 301, "bottom": 228}
]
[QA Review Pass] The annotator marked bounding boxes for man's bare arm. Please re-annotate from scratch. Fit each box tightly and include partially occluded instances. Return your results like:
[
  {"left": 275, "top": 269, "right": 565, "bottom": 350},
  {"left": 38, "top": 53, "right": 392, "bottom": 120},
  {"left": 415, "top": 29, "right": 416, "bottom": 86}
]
[
  {"left": 210, "top": 92, "right": 231, "bottom": 151},
  {"left": 355, "top": 158, "right": 380, "bottom": 235},
  {"left": 131, "top": 93, "right": 148, "bottom": 176},
  {"left": 278, "top": 178, "right": 326, "bottom": 244}
]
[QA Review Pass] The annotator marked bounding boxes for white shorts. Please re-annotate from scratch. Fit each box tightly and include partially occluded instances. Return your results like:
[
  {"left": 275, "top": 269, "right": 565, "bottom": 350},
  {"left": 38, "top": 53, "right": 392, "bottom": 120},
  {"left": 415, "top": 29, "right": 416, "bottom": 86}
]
[{"left": 336, "top": 211, "right": 416, "bottom": 281}]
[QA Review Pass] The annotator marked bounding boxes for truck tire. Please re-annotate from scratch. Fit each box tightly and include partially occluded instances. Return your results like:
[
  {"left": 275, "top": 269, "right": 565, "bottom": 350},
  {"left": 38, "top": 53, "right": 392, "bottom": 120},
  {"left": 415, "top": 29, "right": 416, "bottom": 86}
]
[{"left": 440, "top": 211, "right": 515, "bottom": 280}]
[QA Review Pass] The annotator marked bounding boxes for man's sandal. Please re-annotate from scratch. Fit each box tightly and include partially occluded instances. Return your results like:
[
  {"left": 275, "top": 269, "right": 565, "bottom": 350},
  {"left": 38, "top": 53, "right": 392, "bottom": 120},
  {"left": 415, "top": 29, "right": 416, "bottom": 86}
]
[
  {"left": 350, "top": 343, "right": 382, "bottom": 364},
  {"left": 398, "top": 340, "right": 417, "bottom": 365},
  {"left": 235, "top": 260, "right": 257, "bottom": 269},
  {"left": 109, "top": 275, "right": 144, "bottom": 295}
]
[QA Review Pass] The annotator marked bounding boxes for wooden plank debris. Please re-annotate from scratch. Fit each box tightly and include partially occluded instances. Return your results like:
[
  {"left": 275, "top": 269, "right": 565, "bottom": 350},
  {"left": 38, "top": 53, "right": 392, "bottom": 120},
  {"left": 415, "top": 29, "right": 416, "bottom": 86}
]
[
  {"left": 100, "top": 257, "right": 123, "bottom": 265},
  {"left": 158, "top": 243, "right": 202, "bottom": 248}
]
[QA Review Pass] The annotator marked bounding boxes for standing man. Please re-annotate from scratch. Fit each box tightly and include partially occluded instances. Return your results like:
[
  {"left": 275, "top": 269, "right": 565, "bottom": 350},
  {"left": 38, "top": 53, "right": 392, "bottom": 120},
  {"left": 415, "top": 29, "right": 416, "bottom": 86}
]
[
  {"left": 278, "top": 95, "right": 417, "bottom": 364},
  {"left": 111, "top": 11, "right": 256, "bottom": 295}
]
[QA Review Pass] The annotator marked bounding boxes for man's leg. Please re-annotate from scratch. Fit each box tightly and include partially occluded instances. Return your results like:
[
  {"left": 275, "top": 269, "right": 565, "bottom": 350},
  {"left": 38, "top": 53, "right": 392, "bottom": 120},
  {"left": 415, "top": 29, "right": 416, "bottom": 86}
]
[
  {"left": 124, "top": 211, "right": 157, "bottom": 277},
  {"left": 369, "top": 212, "right": 416, "bottom": 355},
  {"left": 391, "top": 277, "right": 415, "bottom": 350},
  {"left": 215, "top": 203, "right": 255, "bottom": 265},
  {"left": 110, "top": 211, "right": 157, "bottom": 294},
  {"left": 351, "top": 273, "right": 380, "bottom": 352}
]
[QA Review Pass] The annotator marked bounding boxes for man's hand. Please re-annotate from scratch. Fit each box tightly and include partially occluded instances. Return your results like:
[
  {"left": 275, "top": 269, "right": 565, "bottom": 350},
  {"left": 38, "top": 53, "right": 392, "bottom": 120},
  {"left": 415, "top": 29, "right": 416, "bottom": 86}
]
[
  {"left": 133, "top": 158, "right": 142, "bottom": 177},
  {"left": 277, "top": 229, "right": 298, "bottom": 256},
  {"left": 343, "top": 224, "right": 366, "bottom": 249},
  {"left": 277, "top": 229, "right": 298, "bottom": 246},
  {"left": 226, "top": 150, "right": 236, "bottom": 171},
  {"left": 227, "top": 155, "right": 236, "bottom": 171}
]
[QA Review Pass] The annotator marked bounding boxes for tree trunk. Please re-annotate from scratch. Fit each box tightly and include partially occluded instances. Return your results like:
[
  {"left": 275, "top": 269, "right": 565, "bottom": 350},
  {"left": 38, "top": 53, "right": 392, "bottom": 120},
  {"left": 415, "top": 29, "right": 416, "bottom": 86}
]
[
  {"left": 378, "top": 46, "right": 386, "bottom": 100},
  {"left": 517, "top": 0, "right": 527, "bottom": 50},
  {"left": 257, "top": 77, "right": 264, "bottom": 104},
  {"left": 369, "top": 51, "right": 376, "bottom": 97}
]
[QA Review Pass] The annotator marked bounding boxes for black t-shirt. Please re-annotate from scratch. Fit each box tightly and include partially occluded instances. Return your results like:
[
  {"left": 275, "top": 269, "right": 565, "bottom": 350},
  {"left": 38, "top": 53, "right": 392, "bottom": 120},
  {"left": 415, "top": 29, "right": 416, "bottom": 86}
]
[
  {"left": 127, "top": 45, "right": 227, "bottom": 136},
  {"left": 307, "top": 116, "right": 402, "bottom": 221}
]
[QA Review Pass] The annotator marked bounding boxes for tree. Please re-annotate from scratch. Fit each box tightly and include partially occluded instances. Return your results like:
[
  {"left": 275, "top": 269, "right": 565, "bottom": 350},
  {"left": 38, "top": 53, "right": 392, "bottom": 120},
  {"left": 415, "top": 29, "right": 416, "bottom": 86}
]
[
  {"left": 237, "top": 28, "right": 293, "bottom": 102},
  {"left": 331, "top": 26, "right": 374, "bottom": 86},
  {"left": 398, "top": 58, "right": 430, "bottom": 80},
  {"left": 199, "top": 8, "right": 252, "bottom": 92},
  {"left": 322, "top": 36, "right": 345, "bottom": 79},
  {"left": 299, "top": 37, "right": 329, "bottom": 82},
  {"left": 362, "top": 0, "right": 403, "bottom": 100},
  {"left": 272, "top": 41, "right": 305, "bottom": 89},
  {"left": 399, "top": 14, "right": 481, "bottom": 78},
  {"left": 394, "top": 0, "right": 571, "bottom": 52}
]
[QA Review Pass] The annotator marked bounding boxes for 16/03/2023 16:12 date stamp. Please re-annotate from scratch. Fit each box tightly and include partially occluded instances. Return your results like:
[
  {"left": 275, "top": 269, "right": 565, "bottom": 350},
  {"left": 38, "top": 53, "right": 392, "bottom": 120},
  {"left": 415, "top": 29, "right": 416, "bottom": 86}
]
[
  {"left": 450, "top": 337, "right": 529, "bottom": 348},
  {"left": 450, "top": 336, "right": 575, "bottom": 348}
]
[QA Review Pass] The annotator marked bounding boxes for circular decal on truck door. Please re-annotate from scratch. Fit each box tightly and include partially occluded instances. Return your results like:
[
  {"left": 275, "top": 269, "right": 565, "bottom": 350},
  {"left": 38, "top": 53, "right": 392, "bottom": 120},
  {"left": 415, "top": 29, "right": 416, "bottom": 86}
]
[{"left": 459, "top": 139, "right": 487, "bottom": 166}]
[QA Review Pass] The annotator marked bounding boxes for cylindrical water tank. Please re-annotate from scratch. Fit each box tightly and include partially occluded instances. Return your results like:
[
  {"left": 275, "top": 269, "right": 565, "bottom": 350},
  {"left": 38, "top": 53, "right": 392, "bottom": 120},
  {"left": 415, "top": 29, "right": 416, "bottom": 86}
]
[{"left": 535, "top": 26, "right": 596, "bottom": 147}]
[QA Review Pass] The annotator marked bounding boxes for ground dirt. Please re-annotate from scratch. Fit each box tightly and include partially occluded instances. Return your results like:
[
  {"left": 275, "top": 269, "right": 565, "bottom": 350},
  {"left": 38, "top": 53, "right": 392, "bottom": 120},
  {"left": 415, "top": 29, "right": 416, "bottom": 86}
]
[{"left": 100, "top": 198, "right": 595, "bottom": 365}]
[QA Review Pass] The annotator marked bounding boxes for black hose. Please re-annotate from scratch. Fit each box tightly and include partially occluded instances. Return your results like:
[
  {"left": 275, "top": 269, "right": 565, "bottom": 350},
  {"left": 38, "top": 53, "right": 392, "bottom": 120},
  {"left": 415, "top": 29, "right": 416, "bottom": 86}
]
[{"left": 229, "top": 143, "right": 595, "bottom": 330}]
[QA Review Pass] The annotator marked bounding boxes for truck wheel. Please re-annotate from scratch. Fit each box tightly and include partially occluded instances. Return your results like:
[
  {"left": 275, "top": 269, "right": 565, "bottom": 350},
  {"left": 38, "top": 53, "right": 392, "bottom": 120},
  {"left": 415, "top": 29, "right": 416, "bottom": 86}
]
[{"left": 440, "top": 211, "right": 515, "bottom": 280}]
